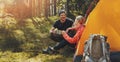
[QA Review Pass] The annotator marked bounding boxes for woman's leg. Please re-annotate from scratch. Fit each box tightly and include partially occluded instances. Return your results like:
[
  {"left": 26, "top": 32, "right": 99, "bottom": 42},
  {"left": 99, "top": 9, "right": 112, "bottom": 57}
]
[{"left": 110, "top": 51, "right": 120, "bottom": 62}]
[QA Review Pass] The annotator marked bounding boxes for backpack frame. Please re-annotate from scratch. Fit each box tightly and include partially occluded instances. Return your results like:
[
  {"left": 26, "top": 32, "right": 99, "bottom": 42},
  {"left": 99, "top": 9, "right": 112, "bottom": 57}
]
[{"left": 81, "top": 34, "right": 110, "bottom": 62}]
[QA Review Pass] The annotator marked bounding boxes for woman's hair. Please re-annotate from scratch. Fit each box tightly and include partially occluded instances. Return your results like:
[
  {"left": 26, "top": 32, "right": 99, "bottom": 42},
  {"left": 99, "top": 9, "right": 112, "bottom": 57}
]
[
  {"left": 75, "top": 15, "right": 83, "bottom": 21},
  {"left": 73, "top": 15, "right": 84, "bottom": 26}
]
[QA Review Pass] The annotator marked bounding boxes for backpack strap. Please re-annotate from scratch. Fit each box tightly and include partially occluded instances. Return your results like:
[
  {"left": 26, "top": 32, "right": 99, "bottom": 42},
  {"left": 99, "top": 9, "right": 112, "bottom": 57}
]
[
  {"left": 83, "top": 34, "right": 95, "bottom": 57},
  {"left": 98, "top": 35, "right": 110, "bottom": 62},
  {"left": 101, "top": 36, "right": 106, "bottom": 57}
]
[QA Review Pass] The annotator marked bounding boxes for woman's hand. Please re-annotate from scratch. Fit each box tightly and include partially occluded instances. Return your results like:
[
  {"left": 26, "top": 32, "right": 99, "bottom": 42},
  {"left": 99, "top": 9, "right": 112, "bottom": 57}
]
[{"left": 62, "top": 31, "right": 66, "bottom": 35}]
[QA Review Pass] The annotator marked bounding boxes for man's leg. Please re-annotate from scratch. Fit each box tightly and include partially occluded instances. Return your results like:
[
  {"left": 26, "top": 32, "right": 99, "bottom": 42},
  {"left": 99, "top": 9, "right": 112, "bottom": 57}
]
[
  {"left": 50, "top": 33, "right": 63, "bottom": 42},
  {"left": 53, "top": 39, "right": 69, "bottom": 50},
  {"left": 42, "top": 39, "right": 70, "bottom": 54}
]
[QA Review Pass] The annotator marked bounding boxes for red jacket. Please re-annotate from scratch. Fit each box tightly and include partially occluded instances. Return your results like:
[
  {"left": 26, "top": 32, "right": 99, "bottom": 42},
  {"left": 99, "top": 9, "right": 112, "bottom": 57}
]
[{"left": 63, "top": 24, "right": 85, "bottom": 46}]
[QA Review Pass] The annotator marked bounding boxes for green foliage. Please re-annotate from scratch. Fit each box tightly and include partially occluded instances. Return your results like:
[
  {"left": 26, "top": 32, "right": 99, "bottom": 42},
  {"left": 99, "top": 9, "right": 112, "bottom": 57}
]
[
  {"left": 65, "top": 0, "right": 98, "bottom": 18},
  {"left": 0, "top": 37, "right": 22, "bottom": 51},
  {"left": 12, "top": 30, "right": 26, "bottom": 42},
  {"left": 21, "top": 42, "right": 36, "bottom": 52},
  {"left": 0, "top": 16, "right": 52, "bottom": 51},
  {"left": 48, "top": 16, "right": 59, "bottom": 23},
  {"left": 0, "top": 51, "right": 30, "bottom": 62},
  {"left": 0, "top": 15, "right": 74, "bottom": 62},
  {"left": 0, "top": 51, "right": 73, "bottom": 62}
]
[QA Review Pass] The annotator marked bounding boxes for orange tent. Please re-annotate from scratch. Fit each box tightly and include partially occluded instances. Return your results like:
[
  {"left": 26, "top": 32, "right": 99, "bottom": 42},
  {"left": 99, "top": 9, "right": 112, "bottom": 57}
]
[{"left": 75, "top": 0, "right": 120, "bottom": 55}]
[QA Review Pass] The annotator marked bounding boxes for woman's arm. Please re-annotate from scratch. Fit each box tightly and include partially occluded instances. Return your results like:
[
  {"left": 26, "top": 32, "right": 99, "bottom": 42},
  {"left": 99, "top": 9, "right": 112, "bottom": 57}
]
[{"left": 62, "top": 26, "right": 85, "bottom": 44}]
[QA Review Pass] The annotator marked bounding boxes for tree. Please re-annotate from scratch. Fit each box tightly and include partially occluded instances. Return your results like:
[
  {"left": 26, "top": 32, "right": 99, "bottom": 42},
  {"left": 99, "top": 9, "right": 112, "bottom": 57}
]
[{"left": 53, "top": 0, "right": 56, "bottom": 15}]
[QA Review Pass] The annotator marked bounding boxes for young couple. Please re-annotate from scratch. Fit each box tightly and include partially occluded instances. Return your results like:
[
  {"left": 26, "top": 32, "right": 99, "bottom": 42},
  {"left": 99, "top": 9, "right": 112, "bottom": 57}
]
[{"left": 43, "top": 10, "right": 85, "bottom": 54}]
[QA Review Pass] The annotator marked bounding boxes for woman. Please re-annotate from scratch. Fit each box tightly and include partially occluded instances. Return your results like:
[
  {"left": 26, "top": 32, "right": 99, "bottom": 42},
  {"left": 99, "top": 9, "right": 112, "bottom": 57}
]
[{"left": 43, "top": 15, "right": 85, "bottom": 54}]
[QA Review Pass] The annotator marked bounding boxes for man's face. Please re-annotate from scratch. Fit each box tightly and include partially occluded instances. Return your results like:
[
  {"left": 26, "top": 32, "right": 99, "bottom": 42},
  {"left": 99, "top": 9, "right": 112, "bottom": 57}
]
[{"left": 60, "top": 13, "right": 66, "bottom": 23}]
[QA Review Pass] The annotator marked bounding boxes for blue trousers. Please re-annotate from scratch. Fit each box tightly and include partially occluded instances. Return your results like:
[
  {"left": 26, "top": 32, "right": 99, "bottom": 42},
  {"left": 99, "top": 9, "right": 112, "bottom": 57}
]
[
  {"left": 73, "top": 52, "right": 120, "bottom": 62},
  {"left": 54, "top": 39, "right": 76, "bottom": 50},
  {"left": 110, "top": 51, "right": 120, "bottom": 62}
]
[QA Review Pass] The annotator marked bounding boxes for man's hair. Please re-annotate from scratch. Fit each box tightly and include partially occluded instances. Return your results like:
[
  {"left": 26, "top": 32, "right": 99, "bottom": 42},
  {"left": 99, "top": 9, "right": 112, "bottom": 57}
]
[{"left": 59, "top": 10, "right": 66, "bottom": 16}]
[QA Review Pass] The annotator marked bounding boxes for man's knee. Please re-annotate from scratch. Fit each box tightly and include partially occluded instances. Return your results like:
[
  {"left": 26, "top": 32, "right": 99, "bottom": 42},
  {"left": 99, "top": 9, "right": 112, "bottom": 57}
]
[
  {"left": 50, "top": 33, "right": 55, "bottom": 39},
  {"left": 50, "top": 33, "right": 63, "bottom": 42}
]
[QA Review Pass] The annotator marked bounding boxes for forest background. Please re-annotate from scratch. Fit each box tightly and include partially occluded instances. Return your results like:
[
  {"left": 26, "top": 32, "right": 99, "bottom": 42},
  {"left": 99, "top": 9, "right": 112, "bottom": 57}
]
[{"left": 0, "top": 0, "right": 97, "bottom": 62}]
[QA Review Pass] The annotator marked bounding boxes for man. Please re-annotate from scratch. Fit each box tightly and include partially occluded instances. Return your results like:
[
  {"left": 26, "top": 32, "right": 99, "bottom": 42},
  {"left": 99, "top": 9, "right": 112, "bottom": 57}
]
[
  {"left": 50, "top": 10, "right": 73, "bottom": 42},
  {"left": 43, "top": 15, "right": 85, "bottom": 54}
]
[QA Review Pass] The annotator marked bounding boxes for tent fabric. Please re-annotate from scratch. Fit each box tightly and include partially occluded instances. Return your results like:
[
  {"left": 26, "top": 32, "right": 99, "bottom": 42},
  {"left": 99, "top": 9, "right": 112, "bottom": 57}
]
[{"left": 75, "top": 0, "right": 120, "bottom": 56}]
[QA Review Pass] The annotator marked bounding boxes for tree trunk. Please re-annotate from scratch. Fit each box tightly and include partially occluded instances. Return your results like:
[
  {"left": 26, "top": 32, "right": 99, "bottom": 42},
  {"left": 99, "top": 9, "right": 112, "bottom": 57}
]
[
  {"left": 38, "top": 0, "right": 42, "bottom": 17},
  {"left": 66, "top": 0, "right": 70, "bottom": 15},
  {"left": 44, "top": 0, "right": 48, "bottom": 18},
  {"left": 53, "top": 0, "right": 56, "bottom": 15}
]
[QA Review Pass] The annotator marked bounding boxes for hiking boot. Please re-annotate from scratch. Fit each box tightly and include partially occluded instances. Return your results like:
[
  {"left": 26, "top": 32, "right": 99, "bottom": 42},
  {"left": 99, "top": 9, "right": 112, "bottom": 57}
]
[{"left": 42, "top": 46, "right": 59, "bottom": 54}]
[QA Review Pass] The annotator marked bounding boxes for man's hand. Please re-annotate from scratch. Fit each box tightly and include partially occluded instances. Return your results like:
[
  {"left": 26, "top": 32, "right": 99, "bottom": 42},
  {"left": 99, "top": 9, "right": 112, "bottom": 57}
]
[
  {"left": 50, "top": 27, "right": 56, "bottom": 33},
  {"left": 50, "top": 30, "right": 53, "bottom": 33},
  {"left": 50, "top": 29, "right": 54, "bottom": 33}
]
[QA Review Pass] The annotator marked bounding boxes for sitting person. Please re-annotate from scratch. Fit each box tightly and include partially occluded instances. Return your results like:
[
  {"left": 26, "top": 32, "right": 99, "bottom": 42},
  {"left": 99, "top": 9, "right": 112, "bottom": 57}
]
[
  {"left": 50, "top": 10, "right": 73, "bottom": 42},
  {"left": 43, "top": 15, "right": 85, "bottom": 54}
]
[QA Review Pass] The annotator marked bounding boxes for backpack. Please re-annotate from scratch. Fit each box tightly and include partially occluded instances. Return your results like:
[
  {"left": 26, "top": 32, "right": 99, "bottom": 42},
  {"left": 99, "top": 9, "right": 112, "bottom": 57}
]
[{"left": 81, "top": 34, "right": 111, "bottom": 62}]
